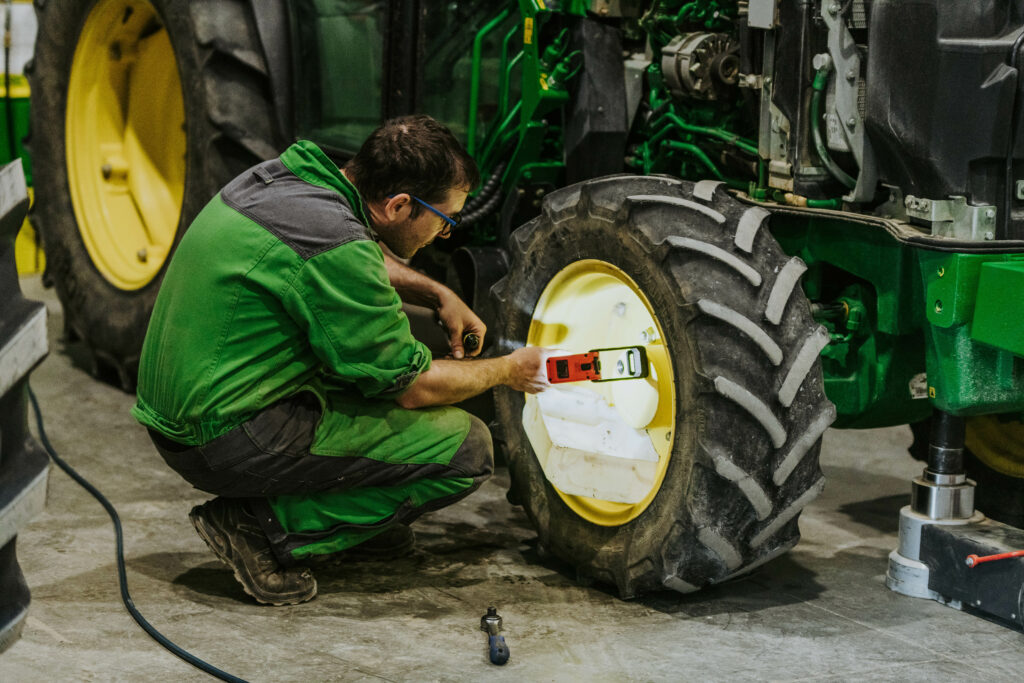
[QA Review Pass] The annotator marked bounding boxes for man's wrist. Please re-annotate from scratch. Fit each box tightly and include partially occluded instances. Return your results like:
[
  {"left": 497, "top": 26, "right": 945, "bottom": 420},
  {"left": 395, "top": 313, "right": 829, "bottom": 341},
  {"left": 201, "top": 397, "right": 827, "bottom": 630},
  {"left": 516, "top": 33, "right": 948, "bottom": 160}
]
[
  {"left": 497, "top": 354, "right": 514, "bottom": 387},
  {"left": 432, "top": 283, "right": 456, "bottom": 310}
]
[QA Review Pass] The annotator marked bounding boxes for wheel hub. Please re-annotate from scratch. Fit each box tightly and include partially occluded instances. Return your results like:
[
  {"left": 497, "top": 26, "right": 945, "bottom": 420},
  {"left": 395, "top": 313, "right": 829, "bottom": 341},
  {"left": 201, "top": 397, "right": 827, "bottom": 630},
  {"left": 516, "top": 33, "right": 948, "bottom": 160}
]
[
  {"left": 66, "top": 0, "right": 185, "bottom": 290},
  {"left": 524, "top": 260, "right": 676, "bottom": 526}
]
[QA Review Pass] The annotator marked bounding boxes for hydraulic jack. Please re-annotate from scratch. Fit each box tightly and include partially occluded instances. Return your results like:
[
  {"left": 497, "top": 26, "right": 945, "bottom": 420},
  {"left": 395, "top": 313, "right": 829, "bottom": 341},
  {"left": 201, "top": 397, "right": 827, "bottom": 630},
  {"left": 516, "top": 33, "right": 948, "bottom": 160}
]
[{"left": 887, "top": 411, "right": 1024, "bottom": 630}]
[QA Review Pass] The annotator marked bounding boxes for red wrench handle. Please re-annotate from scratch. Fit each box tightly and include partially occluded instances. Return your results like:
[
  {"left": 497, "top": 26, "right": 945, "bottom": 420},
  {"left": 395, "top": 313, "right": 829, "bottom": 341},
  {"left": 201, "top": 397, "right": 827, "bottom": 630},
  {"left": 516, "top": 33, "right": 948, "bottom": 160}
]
[{"left": 965, "top": 550, "right": 1024, "bottom": 567}]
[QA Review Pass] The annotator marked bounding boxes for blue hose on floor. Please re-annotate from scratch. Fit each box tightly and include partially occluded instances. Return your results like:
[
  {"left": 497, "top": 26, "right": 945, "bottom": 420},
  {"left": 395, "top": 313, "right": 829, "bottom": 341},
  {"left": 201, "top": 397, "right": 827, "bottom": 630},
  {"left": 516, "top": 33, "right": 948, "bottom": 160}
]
[{"left": 27, "top": 385, "right": 248, "bottom": 683}]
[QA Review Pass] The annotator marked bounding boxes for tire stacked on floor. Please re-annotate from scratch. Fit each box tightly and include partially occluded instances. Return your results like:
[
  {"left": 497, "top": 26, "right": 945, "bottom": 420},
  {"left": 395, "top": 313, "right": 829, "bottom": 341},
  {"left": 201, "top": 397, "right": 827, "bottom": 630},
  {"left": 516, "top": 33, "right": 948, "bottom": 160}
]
[{"left": 0, "top": 160, "right": 49, "bottom": 654}]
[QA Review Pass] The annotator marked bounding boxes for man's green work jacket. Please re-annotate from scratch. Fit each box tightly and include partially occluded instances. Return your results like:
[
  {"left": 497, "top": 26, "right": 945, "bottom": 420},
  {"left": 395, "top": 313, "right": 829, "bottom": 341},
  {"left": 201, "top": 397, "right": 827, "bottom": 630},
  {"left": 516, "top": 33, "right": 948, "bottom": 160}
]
[{"left": 132, "top": 141, "right": 467, "bottom": 465}]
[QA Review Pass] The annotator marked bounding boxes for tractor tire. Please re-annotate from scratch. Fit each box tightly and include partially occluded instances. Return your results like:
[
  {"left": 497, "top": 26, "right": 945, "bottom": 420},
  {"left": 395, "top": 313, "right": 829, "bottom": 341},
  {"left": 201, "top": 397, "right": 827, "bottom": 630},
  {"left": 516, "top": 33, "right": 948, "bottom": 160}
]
[
  {"left": 1, "top": 161, "right": 49, "bottom": 654},
  {"left": 28, "top": 0, "right": 280, "bottom": 389},
  {"left": 965, "top": 417, "right": 1024, "bottom": 528},
  {"left": 492, "top": 176, "right": 836, "bottom": 598}
]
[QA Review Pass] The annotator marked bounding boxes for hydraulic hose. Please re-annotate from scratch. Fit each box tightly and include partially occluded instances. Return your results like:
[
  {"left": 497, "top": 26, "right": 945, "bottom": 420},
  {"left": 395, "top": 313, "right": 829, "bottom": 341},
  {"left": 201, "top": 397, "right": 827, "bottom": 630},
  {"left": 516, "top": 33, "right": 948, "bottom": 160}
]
[
  {"left": 27, "top": 386, "right": 249, "bottom": 683},
  {"left": 462, "top": 160, "right": 507, "bottom": 215},
  {"left": 810, "top": 67, "right": 856, "bottom": 190},
  {"left": 461, "top": 186, "right": 504, "bottom": 226},
  {"left": 467, "top": 7, "right": 512, "bottom": 155},
  {"left": 663, "top": 140, "right": 748, "bottom": 190},
  {"left": 654, "top": 112, "right": 759, "bottom": 156}
]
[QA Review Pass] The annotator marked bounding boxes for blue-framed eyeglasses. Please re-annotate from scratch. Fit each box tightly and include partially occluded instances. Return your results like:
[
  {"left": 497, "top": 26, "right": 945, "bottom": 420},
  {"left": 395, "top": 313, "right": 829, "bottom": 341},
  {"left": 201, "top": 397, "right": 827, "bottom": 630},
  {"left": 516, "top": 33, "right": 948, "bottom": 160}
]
[{"left": 389, "top": 194, "right": 461, "bottom": 237}]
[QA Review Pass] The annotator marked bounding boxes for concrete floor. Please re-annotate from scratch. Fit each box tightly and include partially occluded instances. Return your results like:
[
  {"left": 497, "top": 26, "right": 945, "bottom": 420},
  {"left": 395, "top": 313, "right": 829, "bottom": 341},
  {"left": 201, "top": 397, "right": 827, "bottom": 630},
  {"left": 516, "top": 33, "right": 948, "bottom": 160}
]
[{"left": 3, "top": 275, "right": 1024, "bottom": 682}]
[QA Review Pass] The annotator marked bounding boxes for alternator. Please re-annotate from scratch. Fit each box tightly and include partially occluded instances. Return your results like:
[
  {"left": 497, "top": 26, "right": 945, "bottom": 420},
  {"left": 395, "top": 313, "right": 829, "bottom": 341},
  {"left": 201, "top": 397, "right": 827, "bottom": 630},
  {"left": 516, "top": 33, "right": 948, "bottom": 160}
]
[{"left": 661, "top": 33, "right": 739, "bottom": 100}]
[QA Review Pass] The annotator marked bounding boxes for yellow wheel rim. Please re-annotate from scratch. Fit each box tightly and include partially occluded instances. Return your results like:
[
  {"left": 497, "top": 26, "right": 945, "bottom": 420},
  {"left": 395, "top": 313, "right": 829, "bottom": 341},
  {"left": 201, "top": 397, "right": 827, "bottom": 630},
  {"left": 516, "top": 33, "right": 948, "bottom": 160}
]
[
  {"left": 524, "top": 260, "right": 676, "bottom": 527},
  {"left": 966, "top": 416, "right": 1024, "bottom": 479},
  {"left": 66, "top": 0, "right": 185, "bottom": 291}
]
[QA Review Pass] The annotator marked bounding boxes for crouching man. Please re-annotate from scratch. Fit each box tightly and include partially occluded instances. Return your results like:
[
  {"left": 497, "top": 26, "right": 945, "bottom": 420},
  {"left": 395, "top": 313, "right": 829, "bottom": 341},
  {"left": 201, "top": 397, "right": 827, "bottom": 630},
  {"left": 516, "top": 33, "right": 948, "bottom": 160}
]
[{"left": 132, "top": 116, "right": 548, "bottom": 604}]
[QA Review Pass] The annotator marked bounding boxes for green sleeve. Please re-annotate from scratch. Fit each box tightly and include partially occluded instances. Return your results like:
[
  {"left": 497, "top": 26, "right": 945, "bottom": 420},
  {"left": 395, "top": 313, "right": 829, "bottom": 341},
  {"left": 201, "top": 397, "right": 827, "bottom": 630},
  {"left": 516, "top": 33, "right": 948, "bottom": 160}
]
[{"left": 282, "top": 240, "right": 431, "bottom": 398}]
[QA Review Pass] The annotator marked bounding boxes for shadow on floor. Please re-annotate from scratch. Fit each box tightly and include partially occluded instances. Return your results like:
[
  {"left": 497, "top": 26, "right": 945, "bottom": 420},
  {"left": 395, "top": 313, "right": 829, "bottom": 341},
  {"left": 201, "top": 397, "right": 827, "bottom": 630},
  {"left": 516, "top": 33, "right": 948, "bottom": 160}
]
[
  {"left": 638, "top": 554, "right": 825, "bottom": 618},
  {"left": 838, "top": 494, "right": 910, "bottom": 533}
]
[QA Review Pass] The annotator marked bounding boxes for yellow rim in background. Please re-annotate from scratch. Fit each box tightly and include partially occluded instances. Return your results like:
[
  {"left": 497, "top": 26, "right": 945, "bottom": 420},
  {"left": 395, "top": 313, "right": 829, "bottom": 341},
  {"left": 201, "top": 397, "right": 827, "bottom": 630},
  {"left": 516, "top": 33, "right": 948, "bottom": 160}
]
[
  {"left": 526, "top": 260, "right": 676, "bottom": 526},
  {"left": 966, "top": 416, "right": 1024, "bottom": 479},
  {"left": 66, "top": 0, "right": 185, "bottom": 290}
]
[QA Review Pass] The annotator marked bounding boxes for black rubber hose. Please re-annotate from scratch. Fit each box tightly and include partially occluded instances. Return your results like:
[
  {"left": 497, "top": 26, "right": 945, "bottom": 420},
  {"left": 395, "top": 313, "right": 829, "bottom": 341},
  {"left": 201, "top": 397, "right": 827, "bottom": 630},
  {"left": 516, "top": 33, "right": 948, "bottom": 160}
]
[
  {"left": 462, "top": 160, "right": 507, "bottom": 214},
  {"left": 27, "top": 385, "right": 249, "bottom": 683},
  {"left": 465, "top": 172, "right": 499, "bottom": 212},
  {"left": 463, "top": 173, "right": 498, "bottom": 213},
  {"left": 461, "top": 186, "right": 505, "bottom": 226}
]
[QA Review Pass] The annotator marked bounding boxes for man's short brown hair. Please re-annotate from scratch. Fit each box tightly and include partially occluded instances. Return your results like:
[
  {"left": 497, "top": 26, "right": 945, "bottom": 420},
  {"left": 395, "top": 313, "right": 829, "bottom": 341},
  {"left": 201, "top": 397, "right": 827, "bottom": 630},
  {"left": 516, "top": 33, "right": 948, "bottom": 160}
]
[{"left": 344, "top": 115, "right": 480, "bottom": 209}]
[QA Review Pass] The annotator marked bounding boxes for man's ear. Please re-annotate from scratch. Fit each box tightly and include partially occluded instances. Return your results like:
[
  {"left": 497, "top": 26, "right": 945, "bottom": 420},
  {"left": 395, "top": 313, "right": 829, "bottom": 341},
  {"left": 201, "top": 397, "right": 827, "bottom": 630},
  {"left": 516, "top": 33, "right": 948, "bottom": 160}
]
[{"left": 383, "top": 193, "right": 411, "bottom": 221}]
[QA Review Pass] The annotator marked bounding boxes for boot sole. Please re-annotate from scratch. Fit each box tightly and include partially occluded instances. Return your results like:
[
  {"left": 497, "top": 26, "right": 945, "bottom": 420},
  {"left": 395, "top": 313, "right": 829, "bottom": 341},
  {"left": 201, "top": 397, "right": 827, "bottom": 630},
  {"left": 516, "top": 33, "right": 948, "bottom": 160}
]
[{"left": 189, "top": 508, "right": 317, "bottom": 606}]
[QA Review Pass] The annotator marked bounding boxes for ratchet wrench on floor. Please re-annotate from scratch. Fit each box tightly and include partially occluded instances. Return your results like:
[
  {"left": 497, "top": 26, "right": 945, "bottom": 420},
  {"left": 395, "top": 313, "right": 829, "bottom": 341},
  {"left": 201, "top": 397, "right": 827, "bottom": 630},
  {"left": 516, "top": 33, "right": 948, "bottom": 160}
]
[{"left": 480, "top": 607, "right": 510, "bottom": 665}]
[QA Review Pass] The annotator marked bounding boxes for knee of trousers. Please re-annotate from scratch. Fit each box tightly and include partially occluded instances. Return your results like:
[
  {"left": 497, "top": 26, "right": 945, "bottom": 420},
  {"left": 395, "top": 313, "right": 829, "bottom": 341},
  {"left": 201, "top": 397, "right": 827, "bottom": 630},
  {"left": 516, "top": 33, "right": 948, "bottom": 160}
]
[{"left": 450, "top": 414, "right": 494, "bottom": 480}]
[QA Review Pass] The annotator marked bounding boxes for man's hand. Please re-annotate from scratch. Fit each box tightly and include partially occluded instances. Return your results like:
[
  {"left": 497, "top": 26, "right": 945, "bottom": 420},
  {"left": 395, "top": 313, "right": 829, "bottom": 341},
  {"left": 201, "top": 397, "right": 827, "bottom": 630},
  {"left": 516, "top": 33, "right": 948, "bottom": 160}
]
[
  {"left": 382, "top": 252, "right": 485, "bottom": 358},
  {"left": 436, "top": 289, "right": 486, "bottom": 359},
  {"left": 396, "top": 345, "right": 552, "bottom": 409},
  {"left": 504, "top": 346, "right": 550, "bottom": 393}
]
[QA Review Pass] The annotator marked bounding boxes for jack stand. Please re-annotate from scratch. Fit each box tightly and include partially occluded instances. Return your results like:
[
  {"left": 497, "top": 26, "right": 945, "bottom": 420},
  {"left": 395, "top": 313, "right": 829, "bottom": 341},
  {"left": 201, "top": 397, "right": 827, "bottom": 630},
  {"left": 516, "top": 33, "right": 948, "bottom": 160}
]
[{"left": 888, "top": 412, "right": 1024, "bottom": 630}]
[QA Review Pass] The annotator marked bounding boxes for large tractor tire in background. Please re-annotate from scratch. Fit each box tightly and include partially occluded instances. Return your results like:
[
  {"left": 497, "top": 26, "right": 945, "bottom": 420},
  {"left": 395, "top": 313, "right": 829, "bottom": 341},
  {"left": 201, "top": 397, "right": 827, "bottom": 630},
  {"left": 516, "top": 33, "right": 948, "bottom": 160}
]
[
  {"left": 964, "top": 417, "right": 1024, "bottom": 528},
  {"left": 492, "top": 176, "right": 837, "bottom": 598},
  {"left": 28, "top": 0, "right": 280, "bottom": 388}
]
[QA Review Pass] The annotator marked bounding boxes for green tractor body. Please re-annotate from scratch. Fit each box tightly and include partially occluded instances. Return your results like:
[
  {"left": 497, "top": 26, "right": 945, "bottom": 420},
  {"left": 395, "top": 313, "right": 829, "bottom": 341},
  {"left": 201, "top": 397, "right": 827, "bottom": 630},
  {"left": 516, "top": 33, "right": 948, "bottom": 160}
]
[
  {"left": 286, "top": 0, "right": 1024, "bottom": 420},
  {"left": 23, "top": 0, "right": 1024, "bottom": 597}
]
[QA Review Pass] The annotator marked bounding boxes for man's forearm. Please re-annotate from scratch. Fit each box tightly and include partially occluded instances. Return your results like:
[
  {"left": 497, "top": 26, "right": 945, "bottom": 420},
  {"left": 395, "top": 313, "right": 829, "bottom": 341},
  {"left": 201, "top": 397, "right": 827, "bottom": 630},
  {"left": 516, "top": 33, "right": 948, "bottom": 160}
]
[
  {"left": 396, "top": 357, "right": 509, "bottom": 409},
  {"left": 383, "top": 252, "right": 448, "bottom": 307}
]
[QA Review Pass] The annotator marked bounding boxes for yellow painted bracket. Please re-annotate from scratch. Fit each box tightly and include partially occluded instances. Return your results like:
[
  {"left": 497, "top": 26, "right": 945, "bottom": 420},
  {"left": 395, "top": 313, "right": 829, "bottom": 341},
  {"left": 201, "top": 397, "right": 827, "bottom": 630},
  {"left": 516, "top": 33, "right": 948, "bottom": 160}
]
[{"left": 15, "top": 189, "right": 44, "bottom": 276}]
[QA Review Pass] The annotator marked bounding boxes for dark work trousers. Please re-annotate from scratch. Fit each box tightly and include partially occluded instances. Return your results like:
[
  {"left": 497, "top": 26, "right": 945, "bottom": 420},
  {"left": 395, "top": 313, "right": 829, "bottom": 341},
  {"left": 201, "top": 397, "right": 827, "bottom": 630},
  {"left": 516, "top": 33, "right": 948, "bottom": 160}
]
[{"left": 149, "top": 392, "right": 493, "bottom": 565}]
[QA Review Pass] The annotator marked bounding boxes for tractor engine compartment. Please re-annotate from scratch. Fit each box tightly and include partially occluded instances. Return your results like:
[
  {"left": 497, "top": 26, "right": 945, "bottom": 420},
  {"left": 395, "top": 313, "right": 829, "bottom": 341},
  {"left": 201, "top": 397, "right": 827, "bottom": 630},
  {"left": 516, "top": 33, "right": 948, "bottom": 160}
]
[{"left": 585, "top": 1, "right": 1024, "bottom": 242}]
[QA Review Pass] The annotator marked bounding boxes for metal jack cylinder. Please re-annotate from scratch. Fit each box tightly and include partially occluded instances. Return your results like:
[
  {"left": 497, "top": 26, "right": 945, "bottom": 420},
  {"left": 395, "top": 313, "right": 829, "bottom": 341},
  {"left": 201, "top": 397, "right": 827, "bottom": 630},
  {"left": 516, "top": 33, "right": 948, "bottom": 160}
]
[
  {"left": 911, "top": 411, "right": 975, "bottom": 520},
  {"left": 927, "top": 410, "right": 965, "bottom": 474}
]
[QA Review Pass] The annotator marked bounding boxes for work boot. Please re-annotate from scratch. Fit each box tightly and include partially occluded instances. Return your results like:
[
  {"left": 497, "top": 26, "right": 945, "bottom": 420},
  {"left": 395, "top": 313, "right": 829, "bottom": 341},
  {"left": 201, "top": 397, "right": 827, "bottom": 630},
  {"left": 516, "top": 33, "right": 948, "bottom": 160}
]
[
  {"left": 189, "top": 497, "right": 317, "bottom": 606},
  {"left": 303, "top": 524, "right": 415, "bottom": 568}
]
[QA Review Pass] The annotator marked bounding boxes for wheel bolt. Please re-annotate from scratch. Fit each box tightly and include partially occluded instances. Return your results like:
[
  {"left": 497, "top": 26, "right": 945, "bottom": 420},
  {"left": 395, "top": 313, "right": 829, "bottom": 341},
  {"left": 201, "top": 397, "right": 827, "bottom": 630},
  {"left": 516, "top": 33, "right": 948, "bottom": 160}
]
[{"left": 101, "top": 156, "right": 129, "bottom": 181}]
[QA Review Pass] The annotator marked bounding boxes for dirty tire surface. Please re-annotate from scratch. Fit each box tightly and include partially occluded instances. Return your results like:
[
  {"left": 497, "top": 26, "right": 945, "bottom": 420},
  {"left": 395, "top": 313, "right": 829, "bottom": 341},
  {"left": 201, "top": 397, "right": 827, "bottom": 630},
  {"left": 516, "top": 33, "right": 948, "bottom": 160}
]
[
  {"left": 28, "top": 0, "right": 280, "bottom": 389},
  {"left": 492, "top": 176, "right": 837, "bottom": 598}
]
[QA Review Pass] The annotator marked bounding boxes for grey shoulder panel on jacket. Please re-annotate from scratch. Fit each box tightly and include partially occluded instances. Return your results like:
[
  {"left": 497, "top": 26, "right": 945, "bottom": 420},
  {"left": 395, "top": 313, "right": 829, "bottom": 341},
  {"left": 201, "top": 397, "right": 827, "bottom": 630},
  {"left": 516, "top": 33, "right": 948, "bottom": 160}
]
[{"left": 220, "top": 158, "right": 371, "bottom": 260}]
